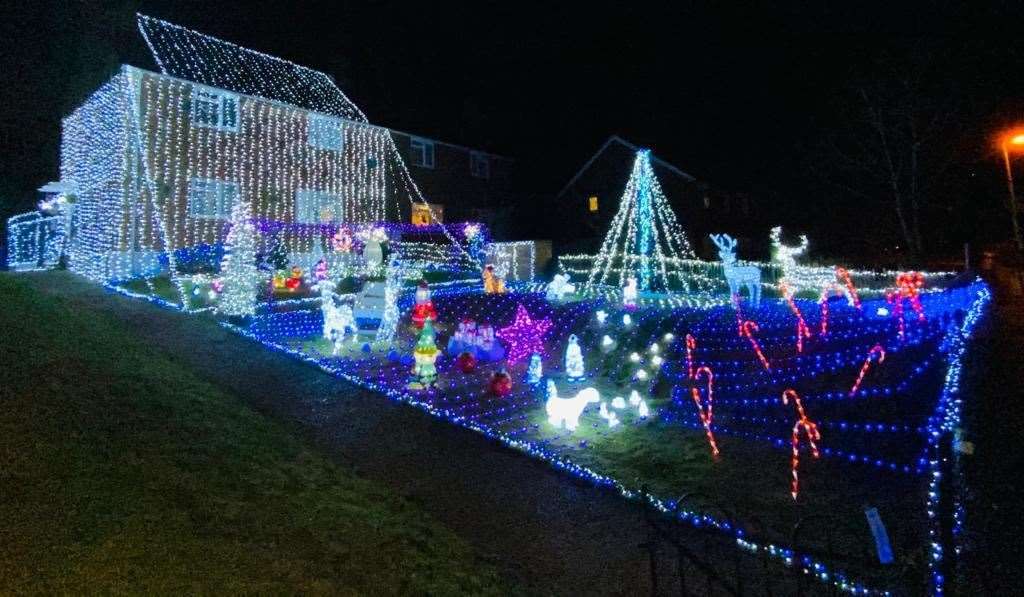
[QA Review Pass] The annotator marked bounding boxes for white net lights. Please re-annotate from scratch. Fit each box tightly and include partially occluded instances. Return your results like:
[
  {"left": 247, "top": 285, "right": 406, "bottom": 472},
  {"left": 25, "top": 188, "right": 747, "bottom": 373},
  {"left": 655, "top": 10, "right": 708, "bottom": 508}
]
[{"left": 587, "top": 149, "right": 699, "bottom": 292}]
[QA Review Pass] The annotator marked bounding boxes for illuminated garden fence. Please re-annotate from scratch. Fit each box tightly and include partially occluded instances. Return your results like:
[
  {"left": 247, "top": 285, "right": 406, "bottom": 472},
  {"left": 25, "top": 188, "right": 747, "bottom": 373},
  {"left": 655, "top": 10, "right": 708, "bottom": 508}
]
[{"left": 5, "top": 211, "right": 67, "bottom": 272}]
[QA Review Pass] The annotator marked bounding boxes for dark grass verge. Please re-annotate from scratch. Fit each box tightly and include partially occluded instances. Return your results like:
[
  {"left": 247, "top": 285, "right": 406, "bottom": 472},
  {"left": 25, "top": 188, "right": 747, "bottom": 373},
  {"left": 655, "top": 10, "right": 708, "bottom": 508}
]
[{"left": 0, "top": 273, "right": 508, "bottom": 595}]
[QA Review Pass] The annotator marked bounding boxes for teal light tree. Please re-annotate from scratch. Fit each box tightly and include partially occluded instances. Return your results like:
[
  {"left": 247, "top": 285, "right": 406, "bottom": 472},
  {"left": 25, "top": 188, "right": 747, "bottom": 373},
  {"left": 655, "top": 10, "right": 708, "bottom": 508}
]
[{"left": 586, "top": 149, "right": 697, "bottom": 292}]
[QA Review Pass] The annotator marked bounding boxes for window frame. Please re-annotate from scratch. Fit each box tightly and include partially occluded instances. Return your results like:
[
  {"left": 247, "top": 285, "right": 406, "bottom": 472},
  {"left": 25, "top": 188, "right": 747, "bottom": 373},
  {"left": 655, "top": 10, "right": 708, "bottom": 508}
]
[
  {"left": 187, "top": 178, "right": 239, "bottom": 220},
  {"left": 307, "top": 113, "right": 344, "bottom": 151},
  {"left": 295, "top": 189, "right": 342, "bottom": 225},
  {"left": 190, "top": 86, "right": 240, "bottom": 132},
  {"left": 470, "top": 151, "right": 490, "bottom": 179},
  {"left": 409, "top": 136, "right": 435, "bottom": 169}
]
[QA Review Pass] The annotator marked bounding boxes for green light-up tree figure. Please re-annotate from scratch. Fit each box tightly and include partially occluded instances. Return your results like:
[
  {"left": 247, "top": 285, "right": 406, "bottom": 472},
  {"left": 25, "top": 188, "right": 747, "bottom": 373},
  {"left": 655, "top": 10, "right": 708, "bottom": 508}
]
[{"left": 586, "top": 149, "right": 697, "bottom": 292}]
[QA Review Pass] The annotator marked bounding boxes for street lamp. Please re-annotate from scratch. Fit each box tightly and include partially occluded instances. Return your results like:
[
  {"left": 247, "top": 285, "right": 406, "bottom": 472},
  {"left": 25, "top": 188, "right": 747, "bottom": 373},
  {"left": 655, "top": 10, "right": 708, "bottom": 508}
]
[{"left": 999, "top": 129, "right": 1024, "bottom": 255}]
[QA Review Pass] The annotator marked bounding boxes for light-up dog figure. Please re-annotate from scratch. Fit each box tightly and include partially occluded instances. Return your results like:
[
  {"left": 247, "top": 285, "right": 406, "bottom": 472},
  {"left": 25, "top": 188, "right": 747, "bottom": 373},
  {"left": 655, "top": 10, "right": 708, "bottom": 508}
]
[{"left": 545, "top": 380, "right": 599, "bottom": 431}]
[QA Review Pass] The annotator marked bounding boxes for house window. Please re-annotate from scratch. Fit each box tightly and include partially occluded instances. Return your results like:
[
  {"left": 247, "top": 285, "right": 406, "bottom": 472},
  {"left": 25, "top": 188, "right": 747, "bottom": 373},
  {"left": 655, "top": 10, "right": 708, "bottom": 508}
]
[
  {"left": 295, "top": 190, "right": 340, "bottom": 224},
  {"left": 470, "top": 151, "right": 490, "bottom": 179},
  {"left": 191, "top": 87, "right": 239, "bottom": 131},
  {"left": 307, "top": 113, "right": 344, "bottom": 150},
  {"left": 409, "top": 137, "right": 435, "bottom": 168},
  {"left": 588, "top": 196, "right": 599, "bottom": 212},
  {"left": 187, "top": 178, "right": 238, "bottom": 220}
]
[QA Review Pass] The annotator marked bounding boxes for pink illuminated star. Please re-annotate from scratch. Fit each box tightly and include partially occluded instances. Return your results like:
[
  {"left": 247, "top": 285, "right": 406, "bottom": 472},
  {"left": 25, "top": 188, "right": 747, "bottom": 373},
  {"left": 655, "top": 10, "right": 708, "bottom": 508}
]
[{"left": 496, "top": 304, "right": 552, "bottom": 365}]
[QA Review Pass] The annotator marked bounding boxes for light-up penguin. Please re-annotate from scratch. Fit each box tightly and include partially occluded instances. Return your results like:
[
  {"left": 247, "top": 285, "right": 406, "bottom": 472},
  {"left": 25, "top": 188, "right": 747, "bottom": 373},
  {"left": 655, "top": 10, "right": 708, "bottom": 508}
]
[{"left": 564, "top": 334, "right": 585, "bottom": 382}]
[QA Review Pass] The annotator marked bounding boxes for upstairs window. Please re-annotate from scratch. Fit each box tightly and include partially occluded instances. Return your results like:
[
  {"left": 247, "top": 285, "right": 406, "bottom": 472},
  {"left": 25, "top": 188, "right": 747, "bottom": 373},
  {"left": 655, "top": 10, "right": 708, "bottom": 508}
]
[
  {"left": 307, "top": 113, "right": 344, "bottom": 150},
  {"left": 295, "top": 189, "right": 340, "bottom": 224},
  {"left": 410, "top": 137, "right": 435, "bottom": 168},
  {"left": 588, "top": 196, "right": 599, "bottom": 212},
  {"left": 191, "top": 87, "right": 239, "bottom": 131},
  {"left": 187, "top": 178, "right": 238, "bottom": 220},
  {"left": 470, "top": 151, "right": 490, "bottom": 179}
]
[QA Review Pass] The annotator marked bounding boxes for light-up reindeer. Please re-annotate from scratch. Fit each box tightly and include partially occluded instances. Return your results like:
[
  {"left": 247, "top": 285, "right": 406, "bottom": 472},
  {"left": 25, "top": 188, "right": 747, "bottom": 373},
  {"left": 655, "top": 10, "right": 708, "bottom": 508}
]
[{"left": 710, "top": 233, "right": 761, "bottom": 308}]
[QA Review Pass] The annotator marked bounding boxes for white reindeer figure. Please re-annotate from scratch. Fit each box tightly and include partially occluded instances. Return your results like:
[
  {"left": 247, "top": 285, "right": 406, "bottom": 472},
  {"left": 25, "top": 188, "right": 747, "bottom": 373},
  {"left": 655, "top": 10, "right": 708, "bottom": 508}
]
[{"left": 710, "top": 233, "right": 761, "bottom": 308}]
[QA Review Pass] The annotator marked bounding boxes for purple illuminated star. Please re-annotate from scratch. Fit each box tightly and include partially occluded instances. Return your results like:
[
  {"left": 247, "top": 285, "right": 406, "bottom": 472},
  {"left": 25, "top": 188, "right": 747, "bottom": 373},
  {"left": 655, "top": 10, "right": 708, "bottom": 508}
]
[{"left": 496, "top": 304, "right": 552, "bottom": 365}]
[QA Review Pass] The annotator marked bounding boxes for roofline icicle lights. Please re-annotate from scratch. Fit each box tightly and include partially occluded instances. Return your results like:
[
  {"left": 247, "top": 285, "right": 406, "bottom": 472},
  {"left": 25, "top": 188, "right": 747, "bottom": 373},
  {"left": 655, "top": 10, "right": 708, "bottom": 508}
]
[{"left": 586, "top": 149, "right": 699, "bottom": 292}]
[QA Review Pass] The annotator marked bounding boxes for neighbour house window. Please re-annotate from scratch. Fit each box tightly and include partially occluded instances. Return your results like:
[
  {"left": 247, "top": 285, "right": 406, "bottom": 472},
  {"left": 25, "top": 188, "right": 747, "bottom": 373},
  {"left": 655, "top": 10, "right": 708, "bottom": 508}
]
[
  {"left": 410, "top": 137, "right": 435, "bottom": 168},
  {"left": 295, "top": 190, "right": 341, "bottom": 224},
  {"left": 307, "top": 113, "right": 344, "bottom": 150},
  {"left": 188, "top": 178, "right": 239, "bottom": 220},
  {"left": 470, "top": 151, "right": 490, "bottom": 179},
  {"left": 588, "top": 196, "right": 599, "bottom": 212},
  {"left": 191, "top": 87, "right": 239, "bottom": 131}
]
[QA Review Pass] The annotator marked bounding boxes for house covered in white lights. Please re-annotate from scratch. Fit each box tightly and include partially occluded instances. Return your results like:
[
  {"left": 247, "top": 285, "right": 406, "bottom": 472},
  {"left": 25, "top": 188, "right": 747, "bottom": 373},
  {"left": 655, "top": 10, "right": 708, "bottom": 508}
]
[{"left": 31, "top": 14, "right": 510, "bottom": 294}]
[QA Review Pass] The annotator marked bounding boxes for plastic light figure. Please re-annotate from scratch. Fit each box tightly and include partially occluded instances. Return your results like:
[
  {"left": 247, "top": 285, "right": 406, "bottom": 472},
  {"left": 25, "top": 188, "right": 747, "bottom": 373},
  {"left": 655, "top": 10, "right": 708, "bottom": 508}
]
[
  {"left": 496, "top": 304, "right": 552, "bottom": 365},
  {"left": 410, "top": 279, "right": 438, "bottom": 329},
  {"left": 408, "top": 319, "right": 440, "bottom": 390},
  {"left": 545, "top": 273, "right": 576, "bottom": 301},
  {"left": 596, "top": 310, "right": 608, "bottom": 324},
  {"left": 526, "top": 353, "right": 543, "bottom": 385},
  {"left": 482, "top": 263, "right": 506, "bottom": 294},
  {"left": 545, "top": 381, "right": 599, "bottom": 432},
  {"left": 564, "top": 334, "right": 585, "bottom": 381},
  {"left": 622, "top": 313, "right": 632, "bottom": 326}
]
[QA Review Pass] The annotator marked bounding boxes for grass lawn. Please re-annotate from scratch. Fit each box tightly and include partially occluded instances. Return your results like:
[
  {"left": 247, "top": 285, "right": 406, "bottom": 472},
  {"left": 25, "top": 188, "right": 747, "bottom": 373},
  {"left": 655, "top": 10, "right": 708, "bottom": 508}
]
[{"left": 0, "top": 273, "right": 507, "bottom": 594}]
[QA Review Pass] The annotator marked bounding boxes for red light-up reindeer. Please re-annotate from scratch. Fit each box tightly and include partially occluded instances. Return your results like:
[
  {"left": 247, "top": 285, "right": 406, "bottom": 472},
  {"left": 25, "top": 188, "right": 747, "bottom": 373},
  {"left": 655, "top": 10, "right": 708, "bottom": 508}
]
[{"left": 711, "top": 233, "right": 762, "bottom": 308}]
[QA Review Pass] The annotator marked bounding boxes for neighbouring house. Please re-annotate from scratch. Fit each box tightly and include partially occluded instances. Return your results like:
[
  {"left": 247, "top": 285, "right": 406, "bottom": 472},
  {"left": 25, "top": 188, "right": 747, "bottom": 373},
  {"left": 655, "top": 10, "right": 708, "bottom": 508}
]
[
  {"left": 29, "top": 14, "right": 511, "bottom": 286},
  {"left": 556, "top": 135, "right": 760, "bottom": 257}
]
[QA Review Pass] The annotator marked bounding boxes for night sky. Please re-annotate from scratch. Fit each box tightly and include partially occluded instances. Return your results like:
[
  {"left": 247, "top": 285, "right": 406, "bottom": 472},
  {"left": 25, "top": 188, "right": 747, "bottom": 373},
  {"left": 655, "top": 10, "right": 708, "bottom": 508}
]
[{"left": 3, "top": 1, "right": 1023, "bottom": 255}]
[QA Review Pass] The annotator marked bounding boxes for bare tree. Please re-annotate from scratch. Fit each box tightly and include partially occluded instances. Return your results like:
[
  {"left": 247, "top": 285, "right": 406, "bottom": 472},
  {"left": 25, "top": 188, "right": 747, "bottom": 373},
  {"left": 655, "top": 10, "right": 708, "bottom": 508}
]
[{"left": 814, "top": 46, "right": 962, "bottom": 260}]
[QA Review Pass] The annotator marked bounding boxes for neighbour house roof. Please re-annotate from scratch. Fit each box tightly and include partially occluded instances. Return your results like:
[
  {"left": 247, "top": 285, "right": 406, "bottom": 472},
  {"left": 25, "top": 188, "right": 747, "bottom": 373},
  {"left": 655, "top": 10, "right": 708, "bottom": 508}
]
[
  {"left": 557, "top": 135, "right": 696, "bottom": 197},
  {"left": 137, "top": 14, "right": 368, "bottom": 123}
]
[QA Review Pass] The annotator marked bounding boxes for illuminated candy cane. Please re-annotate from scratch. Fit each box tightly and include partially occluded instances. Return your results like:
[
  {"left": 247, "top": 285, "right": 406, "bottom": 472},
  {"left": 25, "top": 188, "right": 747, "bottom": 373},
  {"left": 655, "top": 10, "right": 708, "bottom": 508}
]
[
  {"left": 887, "top": 290, "right": 905, "bottom": 342},
  {"left": 685, "top": 334, "right": 697, "bottom": 380},
  {"left": 780, "top": 281, "right": 812, "bottom": 352},
  {"left": 835, "top": 267, "right": 862, "bottom": 310},
  {"left": 849, "top": 344, "right": 886, "bottom": 396},
  {"left": 896, "top": 271, "right": 926, "bottom": 321},
  {"left": 796, "top": 318, "right": 812, "bottom": 354},
  {"left": 741, "top": 320, "right": 771, "bottom": 371},
  {"left": 731, "top": 293, "right": 744, "bottom": 337},
  {"left": 689, "top": 366, "right": 719, "bottom": 457},
  {"left": 781, "top": 389, "right": 821, "bottom": 500},
  {"left": 818, "top": 283, "right": 846, "bottom": 336}
]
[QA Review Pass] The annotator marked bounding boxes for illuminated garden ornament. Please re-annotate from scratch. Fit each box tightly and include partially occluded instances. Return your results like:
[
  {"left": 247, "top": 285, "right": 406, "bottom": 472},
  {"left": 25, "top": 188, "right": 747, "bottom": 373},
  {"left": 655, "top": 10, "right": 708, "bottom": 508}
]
[
  {"left": 587, "top": 149, "right": 697, "bottom": 292},
  {"left": 495, "top": 304, "right": 552, "bottom": 365},
  {"left": 564, "top": 334, "right": 585, "bottom": 381},
  {"left": 710, "top": 233, "right": 761, "bottom": 308},
  {"left": 545, "top": 381, "right": 599, "bottom": 432},
  {"left": 526, "top": 353, "right": 543, "bottom": 384},
  {"left": 622, "top": 276, "right": 638, "bottom": 308},
  {"left": 408, "top": 319, "right": 440, "bottom": 390},
  {"left": 545, "top": 273, "right": 576, "bottom": 301}
]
